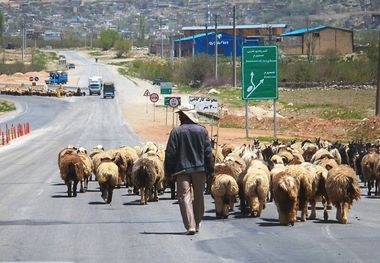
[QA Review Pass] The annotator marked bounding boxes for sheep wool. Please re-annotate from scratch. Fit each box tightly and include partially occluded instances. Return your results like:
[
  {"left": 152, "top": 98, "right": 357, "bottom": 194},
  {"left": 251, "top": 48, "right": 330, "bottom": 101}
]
[
  {"left": 59, "top": 152, "right": 86, "bottom": 197},
  {"left": 96, "top": 159, "right": 119, "bottom": 204},
  {"left": 211, "top": 172, "right": 239, "bottom": 219},
  {"left": 240, "top": 160, "right": 270, "bottom": 217},
  {"left": 272, "top": 171, "right": 299, "bottom": 226},
  {"left": 325, "top": 165, "right": 360, "bottom": 224},
  {"left": 361, "top": 152, "right": 380, "bottom": 196}
]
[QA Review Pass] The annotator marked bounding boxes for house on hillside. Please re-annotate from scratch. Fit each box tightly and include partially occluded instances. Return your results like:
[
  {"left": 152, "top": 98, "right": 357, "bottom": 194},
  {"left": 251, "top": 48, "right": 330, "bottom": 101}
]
[{"left": 280, "top": 25, "right": 353, "bottom": 55}]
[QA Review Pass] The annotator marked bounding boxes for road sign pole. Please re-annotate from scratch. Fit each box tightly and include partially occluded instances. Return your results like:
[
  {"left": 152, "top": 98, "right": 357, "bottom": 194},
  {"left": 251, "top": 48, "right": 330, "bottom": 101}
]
[
  {"left": 273, "top": 99, "right": 277, "bottom": 139},
  {"left": 146, "top": 96, "right": 148, "bottom": 113},
  {"left": 245, "top": 100, "right": 249, "bottom": 138},
  {"left": 166, "top": 106, "right": 168, "bottom": 126},
  {"left": 153, "top": 103, "right": 156, "bottom": 122},
  {"left": 172, "top": 108, "right": 175, "bottom": 128}
]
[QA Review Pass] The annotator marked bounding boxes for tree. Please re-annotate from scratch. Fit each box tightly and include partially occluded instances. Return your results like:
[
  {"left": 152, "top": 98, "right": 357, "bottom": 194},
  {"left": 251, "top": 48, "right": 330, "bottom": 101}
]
[
  {"left": 114, "top": 39, "right": 132, "bottom": 58},
  {"left": 138, "top": 14, "right": 146, "bottom": 46},
  {"left": 98, "top": 30, "right": 120, "bottom": 51},
  {"left": 0, "top": 10, "right": 4, "bottom": 38}
]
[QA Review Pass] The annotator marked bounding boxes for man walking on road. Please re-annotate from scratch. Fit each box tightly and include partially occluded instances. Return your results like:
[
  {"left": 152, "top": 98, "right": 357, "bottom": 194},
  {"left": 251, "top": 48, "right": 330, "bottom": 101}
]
[{"left": 164, "top": 103, "right": 214, "bottom": 235}]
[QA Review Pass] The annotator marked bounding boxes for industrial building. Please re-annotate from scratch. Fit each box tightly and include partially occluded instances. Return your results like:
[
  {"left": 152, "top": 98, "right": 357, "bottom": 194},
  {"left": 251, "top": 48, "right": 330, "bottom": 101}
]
[
  {"left": 175, "top": 24, "right": 287, "bottom": 57},
  {"left": 174, "top": 32, "right": 261, "bottom": 57}
]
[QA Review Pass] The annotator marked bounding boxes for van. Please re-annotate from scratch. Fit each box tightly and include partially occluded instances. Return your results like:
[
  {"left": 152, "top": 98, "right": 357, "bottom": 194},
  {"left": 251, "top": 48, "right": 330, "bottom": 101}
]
[{"left": 103, "top": 82, "right": 115, "bottom": 99}]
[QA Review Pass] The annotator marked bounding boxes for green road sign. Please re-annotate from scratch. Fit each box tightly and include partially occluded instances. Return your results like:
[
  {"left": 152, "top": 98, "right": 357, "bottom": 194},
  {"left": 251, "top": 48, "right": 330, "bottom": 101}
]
[
  {"left": 164, "top": 96, "right": 181, "bottom": 106},
  {"left": 160, "top": 88, "right": 172, "bottom": 94},
  {"left": 241, "top": 46, "right": 278, "bottom": 100},
  {"left": 160, "top": 82, "right": 173, "bottom": 94}
]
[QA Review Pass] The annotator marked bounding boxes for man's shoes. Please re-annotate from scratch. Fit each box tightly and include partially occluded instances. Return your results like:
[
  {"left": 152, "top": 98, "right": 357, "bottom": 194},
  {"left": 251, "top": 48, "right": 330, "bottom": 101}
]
[
  {"left": 186, "top": 228, "right": 196, "bottom": 235},
  {"left": 195, "top": 223, "right": 201, "bottom": 233}
]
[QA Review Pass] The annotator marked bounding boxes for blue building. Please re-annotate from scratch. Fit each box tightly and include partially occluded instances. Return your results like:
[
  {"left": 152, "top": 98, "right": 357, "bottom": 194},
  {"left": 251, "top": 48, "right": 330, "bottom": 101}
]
[{"left": 174, "top": 32, "right": 261, "bottom": 57}]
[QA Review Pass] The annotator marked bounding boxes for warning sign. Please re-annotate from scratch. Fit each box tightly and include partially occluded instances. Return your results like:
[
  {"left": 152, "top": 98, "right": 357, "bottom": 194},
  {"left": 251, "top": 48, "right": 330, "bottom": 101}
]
[{"left": 143, "top": 89, "right": 150, "bottom": 96}]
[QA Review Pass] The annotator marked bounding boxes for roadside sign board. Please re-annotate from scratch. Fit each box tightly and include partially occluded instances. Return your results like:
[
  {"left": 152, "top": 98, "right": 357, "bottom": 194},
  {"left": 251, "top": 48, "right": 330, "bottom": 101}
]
[
  {"left": 189, "top": 96, "right": 218, "bottom": 113},
  {"left": 34, "top": 76, "right": 39, "bottom": 81},
  {"left": 29, "top": 76, "right": 34, "bottom": 81},
  {"left": 160, "top": 82, "right": 172, "bottom": 94},
  {"left": 241, "top": 46, "right": 278, "bottom": 100},
  {"left": 149, "top": 92, "right": 159, "bottom": 103},
  {"left": 168, "top": 97, "right": 180, "bottom": 108},
  {"left": 143, "top": 89, "right": 150, "bottom": 96},
  {"left": 164, "top": 96, "right": 181, "bottom": 106}
]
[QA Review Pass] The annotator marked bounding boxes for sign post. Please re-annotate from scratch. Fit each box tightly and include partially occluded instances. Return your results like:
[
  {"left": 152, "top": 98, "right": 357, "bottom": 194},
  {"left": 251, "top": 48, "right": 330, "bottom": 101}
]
[
  {"left": 168, "top": 97, "right": 181, "bottom": 128},
  {"left": 150, "top": 93, "right": 159, "bottom": 122},
  {"left": 143, "top": 89, "right": 151, "bottom": 113},
  {"left": 241, "top": 46, "right": 278, "bottom": 138}
]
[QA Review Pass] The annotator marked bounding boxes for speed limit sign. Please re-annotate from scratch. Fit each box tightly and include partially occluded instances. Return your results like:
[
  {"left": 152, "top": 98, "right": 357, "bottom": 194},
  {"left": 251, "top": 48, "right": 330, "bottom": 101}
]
[
  {"left": 168, "top": 97, "right": 180, "bottom": 108},
  {"left": 150, "top": 93, "right": 159, "bottom": 103}
]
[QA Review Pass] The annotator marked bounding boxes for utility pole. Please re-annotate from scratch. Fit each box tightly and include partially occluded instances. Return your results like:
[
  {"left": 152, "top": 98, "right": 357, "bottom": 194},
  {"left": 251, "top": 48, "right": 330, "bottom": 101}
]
[
  {"left": 170, "top": 34, "right": 174, "bottom": 65},
  {"left": 192, "top": 35, "right": 195, "bottom": 61},
  {"left": 160, "top": 18, "right": 163, "bottom": 59},
  {"left": 21, "top": 26, "right": 25, "bottom": 64},
  {"left": 205, "top": 23, "right": 208, "bottom": 54},
  {"left": 179, "top": 35, "right": 182, "bottom": 60},
  {"left": 215, "top": 14, "right": 218, "bottom": 80},
  {"left": 233, "top": 5, "right": 237, "bottom": 87},
  {"left": 90, "top": 30, "right": 93, "bottom": 49},
  {"left": 376, "top": 32, "right": 380, "bottom": 115}
]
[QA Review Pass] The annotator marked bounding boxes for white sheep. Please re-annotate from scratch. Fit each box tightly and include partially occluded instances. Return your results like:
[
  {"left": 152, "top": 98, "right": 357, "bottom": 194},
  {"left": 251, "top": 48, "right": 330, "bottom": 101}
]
[
  {"left": 240, "top": 160, "right": 270, "bottom": 217},
  {"left": 211, "top": 163, "right": 239, "bottom": 218},
  {"left": 96, "top": 155, "right": 119, "bottom": 204}
]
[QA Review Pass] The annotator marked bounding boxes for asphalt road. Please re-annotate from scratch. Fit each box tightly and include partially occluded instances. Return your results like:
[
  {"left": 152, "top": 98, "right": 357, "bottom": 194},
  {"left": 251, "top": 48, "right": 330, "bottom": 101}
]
[{"left": 0, "top": 51, "right": 380, "bottom": 263}]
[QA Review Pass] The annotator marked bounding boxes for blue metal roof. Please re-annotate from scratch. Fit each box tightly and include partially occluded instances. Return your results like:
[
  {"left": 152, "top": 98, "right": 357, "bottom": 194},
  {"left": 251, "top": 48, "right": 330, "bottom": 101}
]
[
  {"left": 182, "top": 24, "right": 287, "bottom": 31},
  {"left": 175, "top": 32, "right": 215, "bottom": 42},
  {"left": 281, "top": 25, "right": 327, "bottom": 36}
]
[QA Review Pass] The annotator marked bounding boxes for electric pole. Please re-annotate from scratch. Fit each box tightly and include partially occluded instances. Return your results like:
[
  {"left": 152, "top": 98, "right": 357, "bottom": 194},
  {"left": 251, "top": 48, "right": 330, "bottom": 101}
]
[
  {"left": 215, "top": 14, "right": 218, "bottom": 80},
  {"left": 376, "top": 32, "right": 380, "bottom": 115},
  {"left": 233, "top": 5, "right": 237, "bottom": 87},
  {"left": 160, "top": 18, "right": 163, "bottom": 59}
]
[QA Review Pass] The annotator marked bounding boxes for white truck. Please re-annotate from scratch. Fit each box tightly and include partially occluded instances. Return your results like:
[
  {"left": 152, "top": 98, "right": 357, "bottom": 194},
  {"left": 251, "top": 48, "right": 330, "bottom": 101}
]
[{"left": 88, "top": 76, "right": 103, "bottom": 95}]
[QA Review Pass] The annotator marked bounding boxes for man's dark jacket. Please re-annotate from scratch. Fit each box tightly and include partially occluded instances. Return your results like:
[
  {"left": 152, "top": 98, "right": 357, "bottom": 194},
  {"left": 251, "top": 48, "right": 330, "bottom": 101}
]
[{"left": 164, "top": 123, "right": 214, "bottom": 176}]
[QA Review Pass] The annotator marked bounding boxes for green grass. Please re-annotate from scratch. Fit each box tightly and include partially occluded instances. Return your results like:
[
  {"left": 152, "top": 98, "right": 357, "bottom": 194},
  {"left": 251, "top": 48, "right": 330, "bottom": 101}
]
[
  {"left": 320, "top": 107, "right": 367, "bottom": 120},
  {"left": 88, "top": 51, "right": 103, "bottom": 57},
  {"left": 220, "top": 123, "right": 245, "bottom": 129},
  {"left": 117, "top": 67, "right": 128, "bottom": 77},
  {"left": 0, "top": 100, "right": 16, "bottom": 112},
  {"left": 175, "top": 85, "right": 198, "bottom": 94}
]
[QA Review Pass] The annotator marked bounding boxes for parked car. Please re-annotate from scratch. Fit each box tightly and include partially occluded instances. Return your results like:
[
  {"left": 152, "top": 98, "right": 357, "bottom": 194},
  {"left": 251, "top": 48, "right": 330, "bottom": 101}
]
[
  {"left": 153, "top": 77, "right": 163, "bottom": 85},
  {"left": 68, "top": 63, "right": 75, "bottom": 69}
]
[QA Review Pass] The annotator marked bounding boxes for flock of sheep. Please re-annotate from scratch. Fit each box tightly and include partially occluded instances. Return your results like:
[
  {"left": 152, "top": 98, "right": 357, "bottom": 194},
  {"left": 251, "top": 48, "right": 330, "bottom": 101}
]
[
  {"left": 57, "top": 142, "right": 165, "bottom": 205},
  {"left": 57, "top": 138, "right": 380, "bottom": 226},
  {"left": 0, "top": 86, "right": 84, "bottom": 97},
  {"left": 210, "top": 138, "right": 379, "bottom": 225}
]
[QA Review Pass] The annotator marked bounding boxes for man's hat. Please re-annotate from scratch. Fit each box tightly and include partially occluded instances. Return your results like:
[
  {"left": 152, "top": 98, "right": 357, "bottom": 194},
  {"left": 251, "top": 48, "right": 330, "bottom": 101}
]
[{"left": 175, "top": 103, "right": 199, "bottom": 124}]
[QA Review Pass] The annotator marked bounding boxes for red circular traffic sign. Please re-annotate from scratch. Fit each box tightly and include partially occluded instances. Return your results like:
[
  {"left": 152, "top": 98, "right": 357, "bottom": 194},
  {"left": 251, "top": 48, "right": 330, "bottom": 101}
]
[
  {"left": 169, "top": 97, "right": 180, "bottom": 108},
  {"left": 149, "top": 93, "right": 159, "bottom": 103}
]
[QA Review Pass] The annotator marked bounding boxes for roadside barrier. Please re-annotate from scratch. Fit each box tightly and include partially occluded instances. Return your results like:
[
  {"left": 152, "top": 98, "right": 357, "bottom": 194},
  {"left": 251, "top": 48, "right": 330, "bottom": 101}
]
[{"left": 0, "top": 122, "right": 31, "bottom": 145}]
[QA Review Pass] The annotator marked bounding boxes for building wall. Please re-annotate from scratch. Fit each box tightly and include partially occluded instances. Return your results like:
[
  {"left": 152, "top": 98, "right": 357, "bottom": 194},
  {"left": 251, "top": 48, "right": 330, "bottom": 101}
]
[
  {"left": 309, "top": 27, "right": 353, "bottom": 54},
  {"left": 281, "top": 27, "right": 353, "bottom": 55}
]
